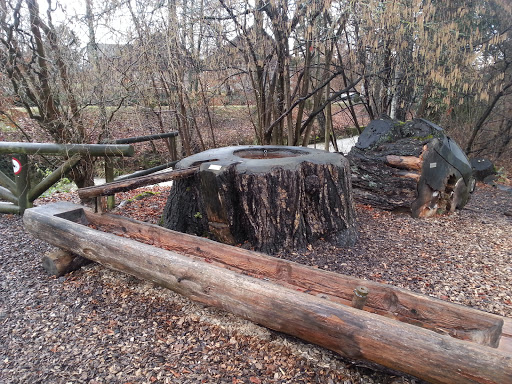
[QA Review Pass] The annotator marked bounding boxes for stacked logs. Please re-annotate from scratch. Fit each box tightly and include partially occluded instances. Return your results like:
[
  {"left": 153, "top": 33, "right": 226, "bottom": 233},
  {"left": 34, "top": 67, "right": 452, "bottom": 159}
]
[{"left": 347, "top": 118, "right": 475, "bottom": 217}]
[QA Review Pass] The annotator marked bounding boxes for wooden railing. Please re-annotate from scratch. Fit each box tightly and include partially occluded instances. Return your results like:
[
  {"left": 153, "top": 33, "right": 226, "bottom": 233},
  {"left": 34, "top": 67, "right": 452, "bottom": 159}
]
[
  {"left": 0, "top": 132, "right": 179, "bottom": 214},
  {"left": 0, "top": 142, "right": 134, "bottom": 214}
]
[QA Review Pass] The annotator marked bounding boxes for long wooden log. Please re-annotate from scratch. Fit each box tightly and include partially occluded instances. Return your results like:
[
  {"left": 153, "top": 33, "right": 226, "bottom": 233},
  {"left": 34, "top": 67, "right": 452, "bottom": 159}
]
[
  {"left": 77, "top": 167, "right": 198, "bottom": 199},
  {"left": 86, "top": 208, "right": 503, "bottom": 347},
  {"left": 0, "top": 142, "right": 134, "bottom": 157},
  {"left": 111, "top": 131, "right": 179, "bottom": 144},
  {"left": 23, "top": 203, "right": 512, "bottom": 384}
]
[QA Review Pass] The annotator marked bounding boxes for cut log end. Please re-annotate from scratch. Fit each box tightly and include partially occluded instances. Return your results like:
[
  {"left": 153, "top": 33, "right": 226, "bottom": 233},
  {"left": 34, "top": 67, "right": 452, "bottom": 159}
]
[{"left": 42, "top": 248, "right": 92, "bottom": 277}]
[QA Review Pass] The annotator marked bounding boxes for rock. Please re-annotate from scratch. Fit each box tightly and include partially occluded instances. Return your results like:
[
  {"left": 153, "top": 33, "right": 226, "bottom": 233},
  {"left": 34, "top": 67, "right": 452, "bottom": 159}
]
[{"left": 470, "top": 158, "right": 496, "bottom": 181}]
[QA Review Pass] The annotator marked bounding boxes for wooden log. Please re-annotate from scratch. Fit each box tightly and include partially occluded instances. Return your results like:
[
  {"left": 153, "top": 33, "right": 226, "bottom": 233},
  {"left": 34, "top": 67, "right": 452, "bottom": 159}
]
[
  {"left": 77, "top": 207, "right": 504, "bottom": 348},
  {"left": 110, "top": 131, "right": 179, "bottom": 144},
  {"left": 105, "top": 158, "right": 115, "bottom": 209},
  {"left": 42, "top": 248, "right": 92, "bottom": 277},
  {"left": 385, "top": 154, "right": 422, "bottom": 171},
  {"left": 0, "top": 142, "right": 134, "bottom": 157},
  {"left": 23, "top": 202, "right": 512, "bottom": 384},
  {"left": 77, "top": 167, "right": 198, "bottom": 199}
]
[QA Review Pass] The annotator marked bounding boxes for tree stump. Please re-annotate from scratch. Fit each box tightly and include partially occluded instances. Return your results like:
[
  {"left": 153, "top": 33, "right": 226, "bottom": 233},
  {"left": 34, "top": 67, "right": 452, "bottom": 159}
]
[
  {"left": 162, "top": 146, "right": 357, "bottom": 254},
  {"left": 347, "top": 118, "right": 476, "bottom": 217}
]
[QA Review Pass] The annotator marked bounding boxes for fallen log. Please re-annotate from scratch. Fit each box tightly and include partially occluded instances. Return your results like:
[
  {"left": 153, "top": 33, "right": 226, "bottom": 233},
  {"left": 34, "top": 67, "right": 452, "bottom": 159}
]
[
  {"left": 347, "top": 118, "right": 476, "bottom": 217},
  {"left": 77, "top": 167, "right": 198, "bottom": 200},
  {"left": 24, "top": 202, "right": 512, "bottom": 384}
]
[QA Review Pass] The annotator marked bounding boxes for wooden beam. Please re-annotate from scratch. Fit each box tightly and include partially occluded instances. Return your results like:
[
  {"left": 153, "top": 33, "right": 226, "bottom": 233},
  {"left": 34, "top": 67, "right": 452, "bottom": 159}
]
[
  {"left": 23, "top": 202, "right": 512, "bottom": 384},
  {"left": 78, "top": 167, "right": 198, "bottom": 199},
  {"left": 110, "top": 131, "right": 178, "bottom": 144},
  {"left": 104, "top": 158, "right": 115, "bottom": 209},
  {"left": 0, "top": 142, "right": 134, "bottom": 157},
  {"left": 28, "top": 154, "right": 81, "bottom": 202}
]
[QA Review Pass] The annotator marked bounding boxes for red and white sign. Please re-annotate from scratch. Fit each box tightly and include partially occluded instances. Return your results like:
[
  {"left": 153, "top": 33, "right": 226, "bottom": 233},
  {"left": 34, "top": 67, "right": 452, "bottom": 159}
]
[{"left": 12, "top": 157, "right": 22, "bottom": 175}]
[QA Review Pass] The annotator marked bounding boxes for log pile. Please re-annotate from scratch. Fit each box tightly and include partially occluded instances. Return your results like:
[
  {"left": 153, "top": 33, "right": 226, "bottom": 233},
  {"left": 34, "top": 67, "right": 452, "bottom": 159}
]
[
  {"left": 162, "top": 146, "right": 358, "bottom": 254},
  {"left": 347, "top": 118, "right": 475, "bottom": 217}
]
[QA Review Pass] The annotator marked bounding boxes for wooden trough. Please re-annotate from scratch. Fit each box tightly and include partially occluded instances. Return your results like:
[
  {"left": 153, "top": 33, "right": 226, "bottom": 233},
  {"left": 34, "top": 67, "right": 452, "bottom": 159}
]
[{"left": 24, "top": 202, "right": 512, "bottom": 384}]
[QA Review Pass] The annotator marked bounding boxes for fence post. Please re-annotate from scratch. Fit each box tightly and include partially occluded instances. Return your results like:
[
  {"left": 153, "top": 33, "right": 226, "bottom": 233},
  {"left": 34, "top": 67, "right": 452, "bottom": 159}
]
[
  {"left": 105, "top": 158, "right": 115, "bottom": 209},
  {"left": 169, "top": 136, "right": 178, "bottom": 161},
  {"left": 13, "top": 154, "right": 31, "bottom": 214}
]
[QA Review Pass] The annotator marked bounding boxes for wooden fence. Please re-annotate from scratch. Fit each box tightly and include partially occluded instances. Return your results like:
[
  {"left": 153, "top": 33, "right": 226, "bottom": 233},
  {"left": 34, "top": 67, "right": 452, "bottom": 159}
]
[{"left": 0, "top": 132, "right": 178, "bottom": 214}]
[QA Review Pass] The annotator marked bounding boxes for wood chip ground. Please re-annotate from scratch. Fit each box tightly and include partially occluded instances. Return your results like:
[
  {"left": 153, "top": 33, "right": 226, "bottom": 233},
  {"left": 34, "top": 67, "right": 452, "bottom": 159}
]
[{"left": 1, "top": 183, "right": 510, "bottom": 383}]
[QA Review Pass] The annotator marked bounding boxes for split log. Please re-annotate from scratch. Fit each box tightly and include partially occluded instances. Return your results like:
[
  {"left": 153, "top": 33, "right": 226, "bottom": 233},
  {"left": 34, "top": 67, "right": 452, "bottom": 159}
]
[
  {"left": 23, "top": 202, "right": 512, "bottom": 384},
  {"left": 42, "top": 248, "right": 92, "bottom": 277},
  {"left": 347, "top": 118, "right": 476, "bottom": 217},
  {"left": 162, "top": 146, "right": 358, "bottom": 254}
]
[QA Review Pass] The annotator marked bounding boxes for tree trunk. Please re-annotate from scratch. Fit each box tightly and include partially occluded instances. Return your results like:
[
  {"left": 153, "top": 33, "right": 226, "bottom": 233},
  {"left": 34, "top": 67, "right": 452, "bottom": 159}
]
[
  {"left": 347, "top": 118, "right": 475, "bottom": 217},
  {"left": 162, "top": 146, "right": 358, "bottom": 254}
]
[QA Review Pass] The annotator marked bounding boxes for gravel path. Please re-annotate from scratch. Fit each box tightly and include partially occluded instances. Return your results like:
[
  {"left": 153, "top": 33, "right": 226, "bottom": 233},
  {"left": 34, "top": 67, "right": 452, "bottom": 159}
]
[{"left": 1, "top": 183, "right": 511, "bottom": 384}]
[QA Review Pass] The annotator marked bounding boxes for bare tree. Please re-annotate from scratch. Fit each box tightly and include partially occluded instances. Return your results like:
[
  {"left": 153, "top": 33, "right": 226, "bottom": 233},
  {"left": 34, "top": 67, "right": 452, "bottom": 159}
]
[{"left": 0, "top": 0, "right": 95, "bottom": 187}]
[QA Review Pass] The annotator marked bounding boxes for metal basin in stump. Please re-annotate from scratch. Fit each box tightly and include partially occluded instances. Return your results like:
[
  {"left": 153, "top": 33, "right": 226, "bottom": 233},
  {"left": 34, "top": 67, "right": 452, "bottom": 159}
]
[{"left": 162, "top": 146, "right": 357, "bottom": 254}]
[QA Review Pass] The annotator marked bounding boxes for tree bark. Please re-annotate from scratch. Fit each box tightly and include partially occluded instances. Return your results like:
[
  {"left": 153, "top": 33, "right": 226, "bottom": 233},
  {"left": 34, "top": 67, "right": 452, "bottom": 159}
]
[{"left": 162, "top": 146, "right": 357, "bottom": 254}]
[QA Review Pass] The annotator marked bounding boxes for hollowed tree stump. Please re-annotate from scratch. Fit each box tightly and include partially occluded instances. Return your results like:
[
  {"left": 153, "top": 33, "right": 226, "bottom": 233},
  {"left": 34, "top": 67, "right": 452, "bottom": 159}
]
[{"left": 162, "top": 146, "right": 357, "bottom": 254}]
